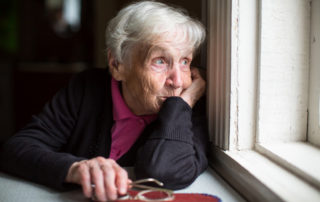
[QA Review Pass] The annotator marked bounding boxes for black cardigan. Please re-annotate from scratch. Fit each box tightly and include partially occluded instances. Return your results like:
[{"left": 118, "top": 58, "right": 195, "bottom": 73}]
[{"left": 0, "top": 68, "right": 208, "bottom": 190}]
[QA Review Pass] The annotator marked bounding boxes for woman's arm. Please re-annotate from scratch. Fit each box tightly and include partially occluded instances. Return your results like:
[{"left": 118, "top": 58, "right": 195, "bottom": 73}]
[
  {"left": 0, "top": 72, "right": 86, "bottom": 190},
  {"left": 134, "top": 68, "right": 209, "bottom": 190}
]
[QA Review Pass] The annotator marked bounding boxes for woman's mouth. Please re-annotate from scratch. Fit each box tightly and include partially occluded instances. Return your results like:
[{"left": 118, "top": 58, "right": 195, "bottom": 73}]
[{"left": 159, "top": 96, "right": 169, "bottom": 101}]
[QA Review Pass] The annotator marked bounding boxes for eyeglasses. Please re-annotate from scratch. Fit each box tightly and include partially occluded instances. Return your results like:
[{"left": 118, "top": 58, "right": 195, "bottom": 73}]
[
  {"left": 117, "top": 178, "right": 174, "bottom": 201},
  {"left": 91, "top": 178, "right": 174, "bottom": 201}
]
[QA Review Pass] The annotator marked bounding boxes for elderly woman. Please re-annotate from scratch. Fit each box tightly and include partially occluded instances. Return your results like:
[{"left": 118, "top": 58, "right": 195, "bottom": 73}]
[{"left": 0, "top": 1, "right": 208, "bottom": 201}]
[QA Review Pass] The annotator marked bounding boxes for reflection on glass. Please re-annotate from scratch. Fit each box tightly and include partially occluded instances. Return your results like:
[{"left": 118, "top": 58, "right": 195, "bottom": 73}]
[{"left": 45, "top": 0, "right": 82, "bottom": 37}]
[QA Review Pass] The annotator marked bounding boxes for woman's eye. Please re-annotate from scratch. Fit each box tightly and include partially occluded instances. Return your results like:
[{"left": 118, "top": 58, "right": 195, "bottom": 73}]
[
  {"left": 152, "top": 58, "right": 166, "bottom": 66},
  {"left": 180, "top": 59, "right": 191, "bottom": 72},
  {"left": 182, "top": 59, "right": 188, "bottom": 65},
  {"left": 151, "top": 58, "right": 168, "bottom": 72},
  {"left": 155, "top": 59, "right": 165, "bottom": 65}
]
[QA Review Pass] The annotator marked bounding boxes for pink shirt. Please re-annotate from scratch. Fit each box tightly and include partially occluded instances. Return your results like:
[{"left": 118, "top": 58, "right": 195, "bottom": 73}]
[{"left": 109, "top": 78, "right": 157, "bottom": 160}]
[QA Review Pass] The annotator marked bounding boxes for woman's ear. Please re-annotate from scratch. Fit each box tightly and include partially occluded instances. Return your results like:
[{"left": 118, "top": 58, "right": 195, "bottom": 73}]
[{"left": 107, "top": 51, "right": 125, "bottom": 81}]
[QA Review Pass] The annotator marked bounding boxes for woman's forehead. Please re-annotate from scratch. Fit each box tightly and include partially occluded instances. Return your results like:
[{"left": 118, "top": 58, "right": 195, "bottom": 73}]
[
  {"left": 127, "top": 31, "right": 194, "bottom": 65},
  {"left": 147, "top": 45, "right": 193, "bottom": 58},
  {"left": 156, "top": 30, "right": 192, "bottom": 45}
]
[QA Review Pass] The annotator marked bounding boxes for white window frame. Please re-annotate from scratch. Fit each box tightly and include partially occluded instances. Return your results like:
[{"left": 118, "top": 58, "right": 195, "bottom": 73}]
[
  {"left": 308, "top": 0, "right": 320, "bottom": 147},
  {"left": 207, "top": 0, "right": 320, "bottom": 201}
]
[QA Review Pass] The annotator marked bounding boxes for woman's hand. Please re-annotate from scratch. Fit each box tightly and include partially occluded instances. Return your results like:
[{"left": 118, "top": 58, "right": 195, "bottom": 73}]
[
  {"left": 65, "top": 157, "right": 130, "bottom": 201},
  {"left": 180, "top": 67, "right": 206, "bottom": 108}
]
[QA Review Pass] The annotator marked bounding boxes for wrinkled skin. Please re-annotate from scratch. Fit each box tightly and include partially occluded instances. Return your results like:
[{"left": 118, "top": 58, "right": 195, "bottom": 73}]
[
  {"left": 65, "top": 31, "right": 206, "bottom": 201},
  {"left": 110, "top": 32, "right": 205, "bottom": 115}
]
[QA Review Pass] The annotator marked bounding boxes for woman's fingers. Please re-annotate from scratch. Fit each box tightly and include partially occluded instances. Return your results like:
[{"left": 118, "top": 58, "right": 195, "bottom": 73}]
[
  {"left": 90, "top": 160, "right": 107, "bottom": 201},
  {"left": 78, "top": 162, "right": 92, "bottom": 198},
  {"left": 66, "top": 157, "right": 130, "bottom": 201},
  {"left": 101, "top": 161, "right": 117, "bottom": 200},
  {"left": 180, "top": 67, "right": 206, "bottom": 107},
  {"left": 113, "top": 162, "right": 129, "bottom": 195}
]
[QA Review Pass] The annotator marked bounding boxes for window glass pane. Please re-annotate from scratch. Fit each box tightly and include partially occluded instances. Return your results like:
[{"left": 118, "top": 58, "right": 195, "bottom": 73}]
[{"left": 257, "top": 0, "right": 310, "bottom": 143}]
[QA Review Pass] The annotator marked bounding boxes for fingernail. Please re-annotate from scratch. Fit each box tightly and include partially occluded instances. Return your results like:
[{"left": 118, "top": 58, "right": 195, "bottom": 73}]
[{"left": 119, "top": 187, "right": 126, "bottom": 194}]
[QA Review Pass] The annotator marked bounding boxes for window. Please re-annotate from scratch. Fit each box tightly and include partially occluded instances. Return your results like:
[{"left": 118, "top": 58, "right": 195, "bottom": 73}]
[{"left": 207, "top": 0, "right": 320, "bottom": 201}]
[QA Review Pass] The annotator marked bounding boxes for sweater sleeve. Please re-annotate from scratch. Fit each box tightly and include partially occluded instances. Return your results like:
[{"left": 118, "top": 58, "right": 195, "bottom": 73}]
[
  {"left": 0, "top": 72, "right": 87, "bottom": 191},
  {"left": 134, "top": 96, "right": 209, "bottom": 190}
]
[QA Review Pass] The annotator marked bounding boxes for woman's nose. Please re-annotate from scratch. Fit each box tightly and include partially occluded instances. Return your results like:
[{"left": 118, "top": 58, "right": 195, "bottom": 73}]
[{"left": 165, "top": 66, "right": 183, "bottom": 89}]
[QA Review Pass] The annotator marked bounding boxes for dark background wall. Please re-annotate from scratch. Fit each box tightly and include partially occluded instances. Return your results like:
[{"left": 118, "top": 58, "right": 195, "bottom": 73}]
[{"left": 0, "top": 0, "right": 205, "bottom": 143}]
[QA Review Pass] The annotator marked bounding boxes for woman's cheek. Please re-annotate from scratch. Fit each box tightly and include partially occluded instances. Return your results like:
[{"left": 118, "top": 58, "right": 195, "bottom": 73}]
[
  {"left": 141, "top": 73, "right": 162, "bottom": 96},
  {"left": 151, "top": 73, "right": 167, "bottom": 91},
  {"left": 182, "top": 72, "right": 192, "bottom": 88}
]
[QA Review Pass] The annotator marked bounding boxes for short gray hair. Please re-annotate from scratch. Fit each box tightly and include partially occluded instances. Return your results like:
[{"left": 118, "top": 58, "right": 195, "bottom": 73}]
[{"left": 105, "top": 1, "right": 206, "bottom": 63}]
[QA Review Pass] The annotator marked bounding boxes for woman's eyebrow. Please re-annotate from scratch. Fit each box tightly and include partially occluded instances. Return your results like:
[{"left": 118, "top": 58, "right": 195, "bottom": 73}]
[
  {"left": 148, "top": 45, "right": 193, "bottom": 59},
  {"left": 149, "top": 46, "right": 168, "bottom": 55}
]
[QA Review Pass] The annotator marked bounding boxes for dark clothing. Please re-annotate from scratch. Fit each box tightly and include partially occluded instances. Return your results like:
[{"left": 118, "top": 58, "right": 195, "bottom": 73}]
[{"left": 0, "top": 68, "right": 208, "bottom": 190}]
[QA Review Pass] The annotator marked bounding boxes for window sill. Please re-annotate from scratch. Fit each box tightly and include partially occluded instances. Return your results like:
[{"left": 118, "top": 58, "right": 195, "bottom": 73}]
[
  {"left": 256, "top": 142, "right": 320, "bottom": 190},
  {"left": 175, "top": 167, "right": 245, "bottom": 201},
  {"left": 210, "top": 146, "right": 320, "bottom": 201}
]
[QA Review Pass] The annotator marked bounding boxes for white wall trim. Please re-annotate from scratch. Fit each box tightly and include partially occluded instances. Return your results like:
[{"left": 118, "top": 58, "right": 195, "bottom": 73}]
[
  {"left": 230, "top": 0, "right": 259, "bottom": 150},
  {"left": 207, "top": 0, "right": 232, "bottom": 149},
  {"left": 308, "top": 0, "right": 320, "bottom": 146}
]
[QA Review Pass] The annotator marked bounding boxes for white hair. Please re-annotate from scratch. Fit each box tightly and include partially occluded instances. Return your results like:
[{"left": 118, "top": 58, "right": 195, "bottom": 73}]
[{"left": 105, "top": 0, "right": 206, "bottom": 63}]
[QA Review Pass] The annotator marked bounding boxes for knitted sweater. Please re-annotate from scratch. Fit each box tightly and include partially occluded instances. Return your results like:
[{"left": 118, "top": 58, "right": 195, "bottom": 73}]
[{"left": 0, "top": 68, "right": 208, "bottom": 190}]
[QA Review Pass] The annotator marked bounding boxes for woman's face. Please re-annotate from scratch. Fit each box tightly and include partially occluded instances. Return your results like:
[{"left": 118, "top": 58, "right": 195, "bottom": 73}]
[{"left": 121, "top": 32, "right": 193, "bottom": 115}]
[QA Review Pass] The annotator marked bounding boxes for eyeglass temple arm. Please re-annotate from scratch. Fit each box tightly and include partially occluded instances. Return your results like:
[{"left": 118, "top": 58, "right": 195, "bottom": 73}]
[
  {"left": 130, "top": 178, "right": 173, "bottom": 193},
  {"left": 131, "top": 178, "right": 163, "bottom": 186}
]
